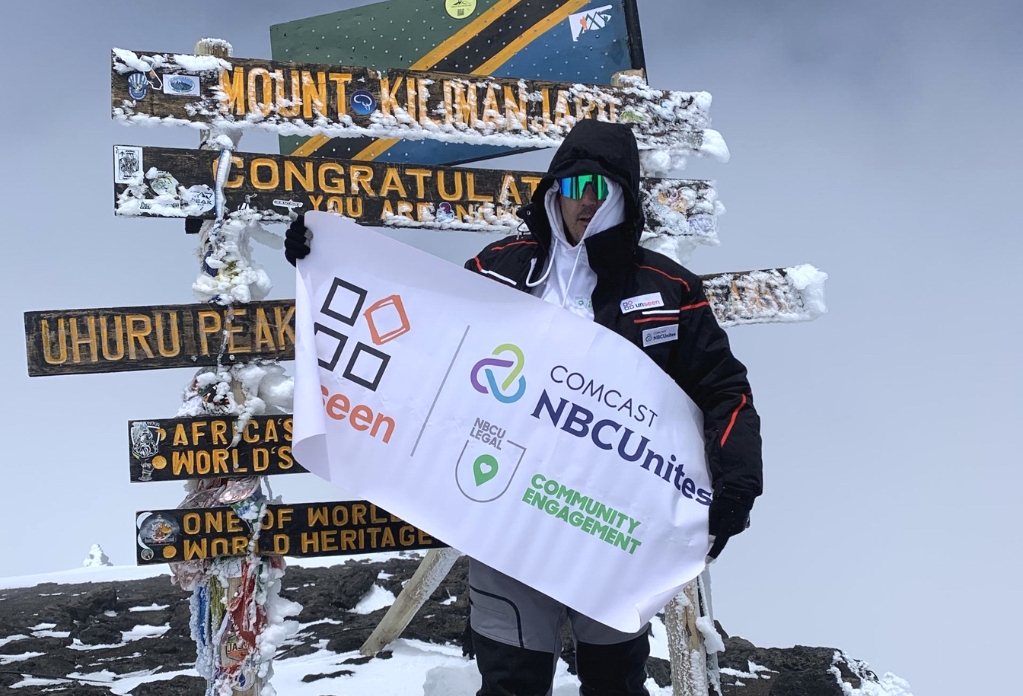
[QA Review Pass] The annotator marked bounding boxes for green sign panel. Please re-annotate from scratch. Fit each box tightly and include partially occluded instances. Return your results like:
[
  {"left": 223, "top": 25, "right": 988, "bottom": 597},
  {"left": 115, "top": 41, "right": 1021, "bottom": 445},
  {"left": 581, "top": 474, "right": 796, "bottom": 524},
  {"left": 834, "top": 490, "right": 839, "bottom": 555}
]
[{"left": 271, "top": 0, "right": 646, "bottom": 165}]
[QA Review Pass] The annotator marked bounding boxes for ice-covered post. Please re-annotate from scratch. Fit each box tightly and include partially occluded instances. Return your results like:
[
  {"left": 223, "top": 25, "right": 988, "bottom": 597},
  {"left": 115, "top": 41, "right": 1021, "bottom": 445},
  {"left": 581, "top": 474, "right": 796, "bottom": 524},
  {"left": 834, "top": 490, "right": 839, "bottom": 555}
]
[
  {"left": 167, "top": 37, "right": 298, "bottom": 696},
  {"left": 663, "top": 572, "right": 721, "bottom": 696}
]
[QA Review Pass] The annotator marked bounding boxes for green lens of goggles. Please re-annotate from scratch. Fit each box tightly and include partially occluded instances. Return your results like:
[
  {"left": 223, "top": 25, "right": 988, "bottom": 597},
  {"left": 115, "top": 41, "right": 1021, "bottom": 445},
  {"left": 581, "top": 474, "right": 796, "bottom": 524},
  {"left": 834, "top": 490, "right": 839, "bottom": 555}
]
[{"left": 557, "top": 174, "right": 609, "bottom": 201}]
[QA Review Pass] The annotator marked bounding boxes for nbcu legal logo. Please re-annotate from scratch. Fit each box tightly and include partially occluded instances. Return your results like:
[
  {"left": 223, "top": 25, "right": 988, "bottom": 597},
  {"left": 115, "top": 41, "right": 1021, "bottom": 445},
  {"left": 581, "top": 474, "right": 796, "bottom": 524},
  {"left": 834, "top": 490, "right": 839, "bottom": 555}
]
[{"left": 470, "top": 344, "right": 526, "bottom": 404}]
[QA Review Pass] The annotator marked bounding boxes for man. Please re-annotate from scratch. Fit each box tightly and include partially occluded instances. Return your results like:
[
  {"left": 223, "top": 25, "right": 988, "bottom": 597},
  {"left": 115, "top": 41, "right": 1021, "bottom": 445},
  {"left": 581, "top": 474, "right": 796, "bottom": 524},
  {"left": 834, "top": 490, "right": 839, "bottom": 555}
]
[{"left": 285, "top": 119, "right": 761, "bottom": 696}]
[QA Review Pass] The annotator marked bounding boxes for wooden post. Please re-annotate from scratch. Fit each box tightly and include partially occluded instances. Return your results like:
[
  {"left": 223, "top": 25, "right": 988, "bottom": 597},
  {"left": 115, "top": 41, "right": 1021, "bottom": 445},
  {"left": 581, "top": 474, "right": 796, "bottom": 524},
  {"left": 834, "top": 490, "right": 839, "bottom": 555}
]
[
  {"left": 186, "top": 36, "right": 259, "bottom": 696},
  {"left": 196, "top": 38, "right": 238, "bottom": 150},
  {"left": 699, "top": 570, "right": 722, "bottom": 696},
  {"left": 359, "top": 548, "right": 463, "bottom": 656},
  {"left": 664, "top": 582, "right": 708, "bottom": 696},
  {"left": 663, "top": 570, "right": 723, "bottom": 696}
]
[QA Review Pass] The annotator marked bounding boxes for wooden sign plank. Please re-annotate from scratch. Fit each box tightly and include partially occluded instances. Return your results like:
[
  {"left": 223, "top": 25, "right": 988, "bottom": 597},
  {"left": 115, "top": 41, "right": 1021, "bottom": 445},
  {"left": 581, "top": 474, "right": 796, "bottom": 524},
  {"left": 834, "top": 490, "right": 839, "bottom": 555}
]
[
  {"left": 129, "top": 415, "right": 306, "bottom": 482},
  {"left": 113, "top": 145, "right": 719, "bottom": 241},
  {"left": 135, "top": 502, "right": 444, "bottom": 565},
  {"left": 26, "top": 268, "right": 824, "bottom": 376},
  {"left": 24, "top": 300, "right": 294, "bottom": 377},
  {"left": 110, "top": 49, "right": 724, "bottom": 161},
  {"left": 701, "top": 266, "right": 827, "bottom": 329}
]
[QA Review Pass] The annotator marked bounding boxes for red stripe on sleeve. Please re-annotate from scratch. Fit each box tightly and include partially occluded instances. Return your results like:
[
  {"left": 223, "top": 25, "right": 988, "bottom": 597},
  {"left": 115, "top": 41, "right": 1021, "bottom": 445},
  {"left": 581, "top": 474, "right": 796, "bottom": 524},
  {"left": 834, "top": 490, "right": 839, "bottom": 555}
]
[
  {"left": 634, "top": 316, "right": 676, "bottom": 324},
  {"left": 720, "top": 393, "right": 748, "bottom": 447},
  {"left": 491, "top": 240, "right": 537, "bottom": 252},
  {"left": 636, "top": 264, "right": 691, "bottom": 292}
]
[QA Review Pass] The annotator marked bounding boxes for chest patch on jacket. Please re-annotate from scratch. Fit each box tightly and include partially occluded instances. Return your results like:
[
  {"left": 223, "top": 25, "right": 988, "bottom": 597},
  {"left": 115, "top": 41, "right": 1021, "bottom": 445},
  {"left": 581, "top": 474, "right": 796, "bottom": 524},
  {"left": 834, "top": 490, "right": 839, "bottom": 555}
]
[
  {"left": 642, "top": 324, "right": 678, "bottom": 347},
  {"left": 620, "top": 292, "right": 664, "bottom": 314}
]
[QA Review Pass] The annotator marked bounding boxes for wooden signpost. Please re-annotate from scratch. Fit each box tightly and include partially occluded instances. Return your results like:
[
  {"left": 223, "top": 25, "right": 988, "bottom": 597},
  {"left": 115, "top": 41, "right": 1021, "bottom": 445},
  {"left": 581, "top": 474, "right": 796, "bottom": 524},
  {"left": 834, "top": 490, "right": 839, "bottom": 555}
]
[
  {"left": 128, "top": 415, "right": 304, "bottom": 482},
  {"left": 135, "top": 501, "right": 442, "bottom": 565},
  {"left": 24, "top": 299, "right": 294, "bottom": 377},
  {"left": 701, "top": 267, "right": 826, "bottom": 328},
  {"left": 26, "top": 267, "right": 822, "bottom": 377},
  {"left": 114, "top": 145, "right": 720, "bottom": 239},
  {"left": 111, "top": 50, "right": 723, "bottom": 160},
  {"left": 18, "top": 7, "right": 826, "bottom": 693}
]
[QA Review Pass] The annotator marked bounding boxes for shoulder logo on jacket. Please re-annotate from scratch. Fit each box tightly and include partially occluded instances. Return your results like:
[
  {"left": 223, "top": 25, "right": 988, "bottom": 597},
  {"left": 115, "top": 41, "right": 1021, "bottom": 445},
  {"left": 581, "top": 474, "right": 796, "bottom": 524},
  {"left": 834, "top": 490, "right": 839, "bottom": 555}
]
[
  {"left": 642, "top": 324, "right": 678, "bottom": 347},
  {"left": 620, "top": 292, "right": 664, "bottom": 314}
]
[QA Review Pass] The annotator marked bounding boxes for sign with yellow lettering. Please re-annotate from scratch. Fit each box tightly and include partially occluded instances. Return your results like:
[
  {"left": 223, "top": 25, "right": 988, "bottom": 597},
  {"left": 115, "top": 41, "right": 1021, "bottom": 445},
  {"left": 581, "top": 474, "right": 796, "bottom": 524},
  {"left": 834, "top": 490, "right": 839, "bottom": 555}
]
[
  {"left": 24, "top": 300, "right": 295, "bottom": 377},
  {"left": 25, "top": 268, "right": 826, "bottom": 377},
  {"left": 135, "top": 501, "right": 444, "bottom": 565},
  {"left": 129, "top": 415, "right": 306, "bottom": 482},
  {"left": 113, "top": 145, "right": 720, "bottom": 239},
  {"left": 110, "top": 49, "right": 726, "bottom": 163}
]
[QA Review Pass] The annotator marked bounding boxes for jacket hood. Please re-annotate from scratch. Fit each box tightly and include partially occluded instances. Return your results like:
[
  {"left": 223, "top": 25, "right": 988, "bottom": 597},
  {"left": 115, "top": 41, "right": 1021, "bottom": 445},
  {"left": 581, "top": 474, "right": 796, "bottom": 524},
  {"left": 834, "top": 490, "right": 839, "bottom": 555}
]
[{"left": 520, "top": 120, "right": 645, "bottom": 255}]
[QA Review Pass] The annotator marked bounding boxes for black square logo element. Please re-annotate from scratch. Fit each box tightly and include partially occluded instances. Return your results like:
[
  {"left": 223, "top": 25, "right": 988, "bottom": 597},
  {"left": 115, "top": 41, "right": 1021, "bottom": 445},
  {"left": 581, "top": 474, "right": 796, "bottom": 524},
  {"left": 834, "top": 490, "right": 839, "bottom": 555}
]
[
  {"left": 343, "top": 342, "right": 390, "bottom": 392},
  {"left": 321, "top": 278, "right": 367, "bottom": 326},
  {"left": 313, "top": 324, "right": 348, "bottom": 371}
]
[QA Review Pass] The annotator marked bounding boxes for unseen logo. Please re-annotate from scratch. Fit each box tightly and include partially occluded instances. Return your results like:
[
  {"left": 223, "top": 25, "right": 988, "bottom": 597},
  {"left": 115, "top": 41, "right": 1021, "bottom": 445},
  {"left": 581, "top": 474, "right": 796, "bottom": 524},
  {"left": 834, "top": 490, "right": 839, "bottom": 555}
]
[{"left": 314, "top": 277, "right": 411, "bottom": 392}]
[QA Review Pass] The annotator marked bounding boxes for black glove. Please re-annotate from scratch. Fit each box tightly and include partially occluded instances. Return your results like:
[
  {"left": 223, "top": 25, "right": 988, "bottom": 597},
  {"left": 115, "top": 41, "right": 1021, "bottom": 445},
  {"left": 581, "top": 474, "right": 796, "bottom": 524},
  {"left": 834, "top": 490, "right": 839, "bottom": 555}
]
[
  {"left": 284, "top": 214, "right": 312, "bottom": 266},
  {"left": 707, "top": 489, "right": 754, "bottom": 559}
]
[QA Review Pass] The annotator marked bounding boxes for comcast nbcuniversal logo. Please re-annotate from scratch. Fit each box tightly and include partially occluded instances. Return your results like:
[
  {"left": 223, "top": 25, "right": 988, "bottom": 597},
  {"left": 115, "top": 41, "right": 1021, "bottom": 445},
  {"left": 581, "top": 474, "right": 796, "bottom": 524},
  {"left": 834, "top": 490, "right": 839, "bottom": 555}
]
[{"left": 470, "top": 344, "right": 526, "bottom": 403}]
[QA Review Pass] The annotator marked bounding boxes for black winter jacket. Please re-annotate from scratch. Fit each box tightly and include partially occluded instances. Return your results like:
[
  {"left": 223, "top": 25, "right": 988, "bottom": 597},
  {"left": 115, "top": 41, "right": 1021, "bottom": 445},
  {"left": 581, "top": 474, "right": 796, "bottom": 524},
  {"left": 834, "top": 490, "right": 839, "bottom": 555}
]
[{"left": 463, "top": 120, "right": 763, "bottom": 504}]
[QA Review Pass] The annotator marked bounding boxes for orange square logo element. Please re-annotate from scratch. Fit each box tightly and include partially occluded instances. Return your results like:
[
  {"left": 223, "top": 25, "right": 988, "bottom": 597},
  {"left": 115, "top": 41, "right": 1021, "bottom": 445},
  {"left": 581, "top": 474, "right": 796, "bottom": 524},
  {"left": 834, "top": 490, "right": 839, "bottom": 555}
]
[{"left": 363, "top": 295, "right": 411, "bottom": 345}]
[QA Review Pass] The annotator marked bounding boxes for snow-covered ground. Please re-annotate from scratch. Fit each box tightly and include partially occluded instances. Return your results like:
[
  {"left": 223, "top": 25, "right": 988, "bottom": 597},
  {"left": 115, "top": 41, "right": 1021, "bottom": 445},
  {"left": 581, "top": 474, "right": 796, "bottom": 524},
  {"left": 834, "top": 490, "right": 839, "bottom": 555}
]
[
  {"left": 0, "top": 558, "right": 674, "bottom": 695},
  {"left": 0, "top": 558, "right": 911, "bottom": 695},
  {"left": 0, "top": 565, "right": 170, "bottom": 592}
]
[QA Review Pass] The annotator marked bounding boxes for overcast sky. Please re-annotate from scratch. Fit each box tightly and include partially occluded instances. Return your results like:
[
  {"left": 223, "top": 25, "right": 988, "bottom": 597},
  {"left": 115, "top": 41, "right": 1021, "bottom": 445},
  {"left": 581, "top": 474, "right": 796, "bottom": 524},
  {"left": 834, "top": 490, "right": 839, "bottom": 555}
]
[{"left": 1, "top": 2, "right": 1020, "bottom": 695}]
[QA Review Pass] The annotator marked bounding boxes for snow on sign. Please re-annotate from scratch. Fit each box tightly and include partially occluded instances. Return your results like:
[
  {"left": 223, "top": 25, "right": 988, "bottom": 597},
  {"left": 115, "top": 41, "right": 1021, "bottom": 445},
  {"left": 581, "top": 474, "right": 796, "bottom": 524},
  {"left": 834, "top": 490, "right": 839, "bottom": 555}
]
[
  {"left": 269, "top": 0, "right": 647, "bottom": 166},
  {"left": 135, "top": 502, "right": 443, "bottom": 565},
  {"left": 25, "top": 269, "right": 826, "bottom": 377},
  {"left": 109, "top": 49, "right": 726, "bottom": 163},
  {"left": 113, "top": 145, "right": 721, "bottom": 242},
  {"left": 23, "top": 300, "right": 295, "bottom": 377},
  {"left": 700, "top": 266, "right": 828, "bottom": 328},
  {"left": 128, "top": 415, "right": 307, "bottom": 483}
]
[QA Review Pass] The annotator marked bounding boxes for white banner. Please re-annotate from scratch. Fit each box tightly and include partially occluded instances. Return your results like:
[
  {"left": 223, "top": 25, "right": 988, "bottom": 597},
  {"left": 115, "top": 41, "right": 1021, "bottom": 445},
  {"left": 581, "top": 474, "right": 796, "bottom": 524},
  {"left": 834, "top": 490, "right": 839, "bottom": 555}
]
[{"left": 293, "top": 212, "right": 712, "bottom": 632}]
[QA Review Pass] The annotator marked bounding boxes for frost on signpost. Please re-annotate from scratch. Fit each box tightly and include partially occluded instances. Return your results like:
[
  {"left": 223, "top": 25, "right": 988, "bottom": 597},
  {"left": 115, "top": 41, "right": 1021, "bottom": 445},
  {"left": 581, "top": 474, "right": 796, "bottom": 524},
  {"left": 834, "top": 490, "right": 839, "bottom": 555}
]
[
  {"left": 166, "top": 36, "right": 300, "bottom": 696},
  {"left": 663, "top": 573, "right": 723, "bottom": 696}
]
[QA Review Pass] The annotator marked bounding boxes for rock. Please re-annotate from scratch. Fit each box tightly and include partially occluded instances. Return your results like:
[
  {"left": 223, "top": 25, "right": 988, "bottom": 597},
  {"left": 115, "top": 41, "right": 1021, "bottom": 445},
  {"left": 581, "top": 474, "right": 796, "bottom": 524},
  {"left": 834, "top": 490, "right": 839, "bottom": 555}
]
[
  {"left": 647, "top": 657, "right": 672, "bottom": 688},
  {"left": 129, "top": 675, "right": 206, "bottom": 695},
  {"left": 82, "top": 544, "right": 113, "bottom": 568},
  {"left": 72, "top": 617, "right": 123, "bottom": 645},
  {"left": 66, "top": 586, "right": 118, "bottom": 624},
  {"left": 0, "top": 556, "right": 906, "bottom": 696},
  {"left": 302, "top": 669, "right": 354, "bottom": 682},
  {"left": 718, "top": 635, "right": 850, "bottom": 696}
]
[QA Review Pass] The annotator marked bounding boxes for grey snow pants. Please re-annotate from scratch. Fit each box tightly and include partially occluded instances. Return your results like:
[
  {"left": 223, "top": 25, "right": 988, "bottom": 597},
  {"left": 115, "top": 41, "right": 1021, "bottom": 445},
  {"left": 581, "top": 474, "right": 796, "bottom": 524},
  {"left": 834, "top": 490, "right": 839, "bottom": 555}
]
[{"left": 469, "top": 559, "right": 650, "bottom": 696}]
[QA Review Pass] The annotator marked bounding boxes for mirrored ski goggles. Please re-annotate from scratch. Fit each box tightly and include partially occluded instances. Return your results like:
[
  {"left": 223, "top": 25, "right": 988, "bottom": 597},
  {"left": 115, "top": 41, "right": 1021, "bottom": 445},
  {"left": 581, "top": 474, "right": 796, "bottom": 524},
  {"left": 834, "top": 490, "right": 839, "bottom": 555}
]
[{"left": 557, "top": 174, "right": 609, "bottom": 201}]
